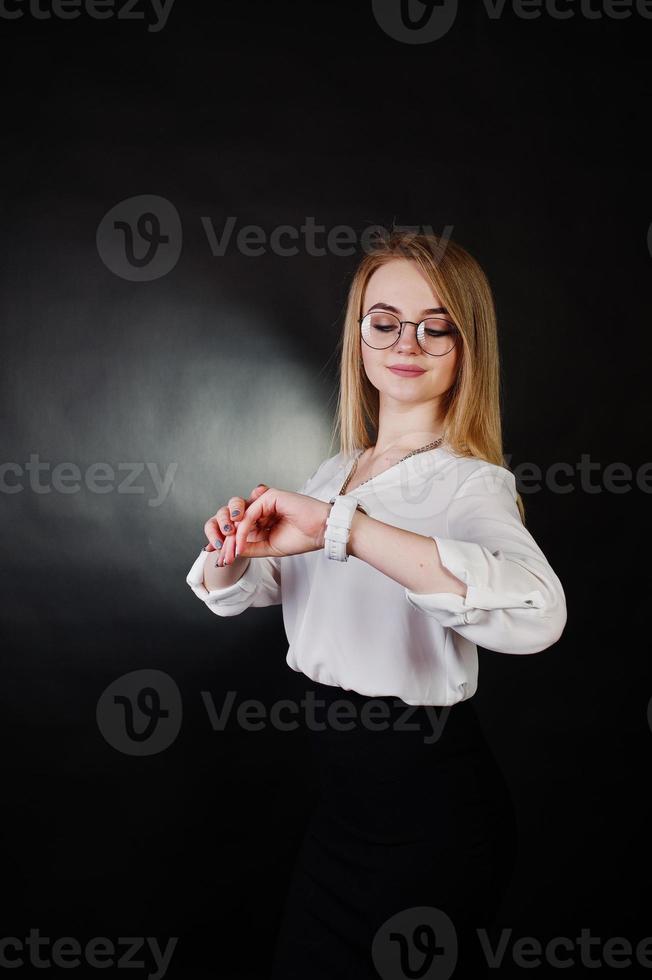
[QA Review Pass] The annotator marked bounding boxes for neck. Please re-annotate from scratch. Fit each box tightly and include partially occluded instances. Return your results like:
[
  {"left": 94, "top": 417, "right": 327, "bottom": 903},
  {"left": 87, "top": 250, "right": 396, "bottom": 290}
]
[
  {"left": 372, "top": 429, "right": 444, "bottom": 461},
  {"left": 372, "top": 401, "right": 445, "bottom": 461}
]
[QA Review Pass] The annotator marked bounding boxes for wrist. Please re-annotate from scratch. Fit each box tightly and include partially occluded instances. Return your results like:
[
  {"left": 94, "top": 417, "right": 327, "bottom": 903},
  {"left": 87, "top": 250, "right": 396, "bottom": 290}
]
[
  {"left": 315, "top": 501, "right": 334, "bottom": 551},
  {"left": 346, "top": 508, "right": 366, "bottom": 558},
  {"left": 321, "top": 497, "right": 369, "bottom": 560}
]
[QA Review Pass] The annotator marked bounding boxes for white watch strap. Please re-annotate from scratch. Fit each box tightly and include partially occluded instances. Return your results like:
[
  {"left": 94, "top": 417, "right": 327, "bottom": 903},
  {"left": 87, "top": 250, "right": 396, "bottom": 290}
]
[{"left": 324, "top": 495, "right": 361, "bottom": 562}]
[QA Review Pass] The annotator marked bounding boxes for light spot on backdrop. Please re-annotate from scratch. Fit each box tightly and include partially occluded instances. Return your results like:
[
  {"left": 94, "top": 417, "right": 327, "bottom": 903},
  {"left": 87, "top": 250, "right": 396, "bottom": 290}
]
[{"left": 3, "top": 286, "right": 331, "bottom": 621}]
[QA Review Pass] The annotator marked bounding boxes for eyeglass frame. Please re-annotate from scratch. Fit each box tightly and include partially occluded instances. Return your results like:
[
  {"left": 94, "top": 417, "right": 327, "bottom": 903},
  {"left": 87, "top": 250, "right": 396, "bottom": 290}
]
[{"left": 358, "top": 309, "right": 460, "bottom": 357}]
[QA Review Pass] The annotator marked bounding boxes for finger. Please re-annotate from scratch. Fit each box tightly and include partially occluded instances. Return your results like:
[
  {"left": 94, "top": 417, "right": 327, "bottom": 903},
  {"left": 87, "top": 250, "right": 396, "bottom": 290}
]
[
  {"left": 246, "top": 483, "right": 269, "bottom": 505},
  {"left": 223, "top": 507, "right": 244, "bottom": 566},
  {"left": 218, "top": 533, "right": 233, "bottom": 567},
  {"left": 206, "top": 504, "right": 235, "bottom": 563},
  {"left": 222, "top": 486, "right": 269, "bottom": 563},
  {"left": 206, "top": 487, "right": 269, "bottom": 560},
  {"left": 226, "top": 495, "right": 247, "bottom": 523},
  {"left": 234, "top": 490, "right": 272, "bottom": 557},
  {"left": 222, "top": 496, "right": 246, "bottom": 563},
  {"left": 203, "top": 515, "right": 224, "bottom": 553},
  {"left": 222, "top": 493, "right": 261, "bottom": 565},
  {"left": 237, "top": 536, "right": 276, "bottom": 559},
  {"left": 217, "top": 503, "right": 239, "bottom": 566}
]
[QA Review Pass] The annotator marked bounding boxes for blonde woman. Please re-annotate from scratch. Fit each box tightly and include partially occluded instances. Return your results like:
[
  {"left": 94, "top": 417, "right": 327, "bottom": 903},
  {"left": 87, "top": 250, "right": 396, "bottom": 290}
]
[{"left": 186, "top": 230, "right": 567, "bottom": 978}]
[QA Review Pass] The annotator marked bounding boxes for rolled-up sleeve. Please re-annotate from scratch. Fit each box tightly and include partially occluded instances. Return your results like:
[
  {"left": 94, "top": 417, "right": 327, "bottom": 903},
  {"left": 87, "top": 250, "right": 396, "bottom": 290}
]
[
  {"left": 186, "top": 549, "right": 282, "bottom": 617},
  {"left": 405, "top": 464, "right": 567, "bottom": 654},
  {"left": 185, "top": 461, "right": 328, "bottom": 617}
]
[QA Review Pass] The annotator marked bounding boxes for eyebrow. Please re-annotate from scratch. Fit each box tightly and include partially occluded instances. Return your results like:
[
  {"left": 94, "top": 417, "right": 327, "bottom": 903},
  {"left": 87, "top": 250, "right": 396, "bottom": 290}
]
[{"left": 367, "top": 301, "right": 449, "bottom": 316}]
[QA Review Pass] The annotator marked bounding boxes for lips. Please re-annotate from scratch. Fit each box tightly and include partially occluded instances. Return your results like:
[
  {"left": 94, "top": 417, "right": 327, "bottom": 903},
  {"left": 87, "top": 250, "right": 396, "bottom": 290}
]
[{"left": 388, "top": 365, "right": 426, "bottom": 376}]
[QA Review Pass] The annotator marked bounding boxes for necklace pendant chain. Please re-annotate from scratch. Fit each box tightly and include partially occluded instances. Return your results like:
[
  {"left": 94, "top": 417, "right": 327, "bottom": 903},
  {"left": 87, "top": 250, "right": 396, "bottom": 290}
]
[{"left": 339, "top": 435, "right": 444, "bottom": 496}]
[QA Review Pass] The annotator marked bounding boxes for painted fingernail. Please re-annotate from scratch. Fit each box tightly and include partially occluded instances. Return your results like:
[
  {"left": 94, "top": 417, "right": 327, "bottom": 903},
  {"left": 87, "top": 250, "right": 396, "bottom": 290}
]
[
  {"left": 223, "top": 523, "right": 232, "bottom": 532},
  {"left": 231, "top": 509, "right": 240, "bottom": 517},
  {"left": 215, "top": 539, "right": 222, "bottom": 549}
]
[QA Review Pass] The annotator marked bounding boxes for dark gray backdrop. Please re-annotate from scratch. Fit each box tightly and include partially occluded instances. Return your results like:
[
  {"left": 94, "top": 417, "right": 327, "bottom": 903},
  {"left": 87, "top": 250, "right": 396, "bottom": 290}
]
[{"left": 1, "top": 2, "right": 650, "bottom": 977}]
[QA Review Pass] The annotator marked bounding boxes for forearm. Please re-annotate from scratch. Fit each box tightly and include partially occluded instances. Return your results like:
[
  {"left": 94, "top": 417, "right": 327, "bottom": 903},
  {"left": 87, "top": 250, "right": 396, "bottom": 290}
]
[
  {"left": 327, "top": 509, "right": 467, "bottom": 598},
  {"left": 202, "top": 552, "right": 251, "bottom": 591}
]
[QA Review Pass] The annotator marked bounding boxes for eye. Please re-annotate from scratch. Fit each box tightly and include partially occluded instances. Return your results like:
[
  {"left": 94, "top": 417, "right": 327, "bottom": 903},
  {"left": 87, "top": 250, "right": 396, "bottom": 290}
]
[
  {"left": 366, "top": 312, "right": 400, "bottom": 331},
  {"left": 423, "top": 318, "right": 457, "bottom": 337}
]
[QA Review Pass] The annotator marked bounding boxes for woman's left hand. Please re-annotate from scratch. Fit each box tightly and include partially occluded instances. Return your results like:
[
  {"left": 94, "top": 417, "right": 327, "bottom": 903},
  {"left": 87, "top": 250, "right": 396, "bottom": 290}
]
[{"left": 233, "top": 488, "right": 332, "bottom": 560}]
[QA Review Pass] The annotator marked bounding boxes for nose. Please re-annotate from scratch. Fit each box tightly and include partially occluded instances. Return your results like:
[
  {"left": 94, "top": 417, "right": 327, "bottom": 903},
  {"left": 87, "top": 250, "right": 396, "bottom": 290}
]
[{"left": 394, "top": 322, "right": 422, "bottom": 353}]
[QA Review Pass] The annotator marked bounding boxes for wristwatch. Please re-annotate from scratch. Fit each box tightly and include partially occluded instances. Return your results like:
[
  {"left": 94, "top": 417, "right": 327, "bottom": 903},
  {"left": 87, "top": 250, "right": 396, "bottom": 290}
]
[{"left": 324, "top": 495, "right": 368, "bottom": 562}]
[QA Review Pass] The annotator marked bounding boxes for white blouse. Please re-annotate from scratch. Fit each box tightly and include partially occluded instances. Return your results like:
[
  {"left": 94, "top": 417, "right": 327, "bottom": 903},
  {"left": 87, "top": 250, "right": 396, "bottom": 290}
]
[{"left": 185, "top": 444, "right": 567, "bottom": 706}]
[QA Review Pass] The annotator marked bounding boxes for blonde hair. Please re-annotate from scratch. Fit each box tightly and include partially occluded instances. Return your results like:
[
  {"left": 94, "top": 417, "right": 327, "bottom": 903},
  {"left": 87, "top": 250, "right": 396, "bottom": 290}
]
[{"left": 328, "top": 228, "right": 526, "bottom": 524}]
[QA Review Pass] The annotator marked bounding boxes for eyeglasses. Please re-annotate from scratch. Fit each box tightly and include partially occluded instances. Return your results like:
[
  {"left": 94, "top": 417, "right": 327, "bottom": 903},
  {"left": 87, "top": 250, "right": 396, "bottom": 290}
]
[{"left": 359, "top": 309, "right": 459, "bottom": 357}]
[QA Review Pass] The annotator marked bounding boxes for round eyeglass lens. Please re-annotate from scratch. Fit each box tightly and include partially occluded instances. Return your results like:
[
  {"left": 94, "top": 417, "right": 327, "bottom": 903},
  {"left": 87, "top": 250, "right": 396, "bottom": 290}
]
[{"left": 361, "top": 311, "right": 457, "bottom": 356}]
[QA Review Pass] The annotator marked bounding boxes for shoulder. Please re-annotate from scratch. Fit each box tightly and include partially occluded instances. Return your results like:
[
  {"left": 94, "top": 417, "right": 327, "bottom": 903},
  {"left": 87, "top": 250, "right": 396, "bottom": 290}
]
[{"left": 439, "top": 447, "right": 517, "bottom": 500}]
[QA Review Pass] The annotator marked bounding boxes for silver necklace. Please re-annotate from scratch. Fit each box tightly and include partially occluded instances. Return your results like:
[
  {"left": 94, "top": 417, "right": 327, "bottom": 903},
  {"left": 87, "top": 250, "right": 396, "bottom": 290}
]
[{"left": 339, "top": 435, "right": 444, "bottom": 496}]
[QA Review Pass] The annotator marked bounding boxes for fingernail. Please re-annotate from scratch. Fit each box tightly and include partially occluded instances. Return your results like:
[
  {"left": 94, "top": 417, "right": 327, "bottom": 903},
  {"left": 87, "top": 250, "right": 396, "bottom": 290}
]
[
  {"left": 223, "top": 523, "right": 232, "bottom": 532},
  {"left": 231, "top": 509, "right": 240, "bottom": 517},
  {"left": 215, "top": 539, "right": 222, "bottom": 549},
  {"left": 235, "top": 547, "right": 238, "bottom": 557}
]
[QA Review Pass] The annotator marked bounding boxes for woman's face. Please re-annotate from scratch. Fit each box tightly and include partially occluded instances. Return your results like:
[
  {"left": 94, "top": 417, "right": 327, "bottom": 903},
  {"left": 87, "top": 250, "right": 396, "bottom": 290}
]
[{"left": 360, "top": 258, "right": 459, "bottom": 404}]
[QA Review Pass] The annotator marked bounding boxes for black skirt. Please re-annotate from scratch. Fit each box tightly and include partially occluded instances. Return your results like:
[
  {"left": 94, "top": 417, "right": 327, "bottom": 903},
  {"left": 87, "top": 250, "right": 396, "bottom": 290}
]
[{"left": 270, "top": 677, "right": 518, "bottom": 979}]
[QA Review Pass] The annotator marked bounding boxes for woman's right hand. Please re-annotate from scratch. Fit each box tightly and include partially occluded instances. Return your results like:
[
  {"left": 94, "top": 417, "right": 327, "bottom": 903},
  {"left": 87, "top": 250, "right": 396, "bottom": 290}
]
[{"left": 203, "top": 483, "right": 270, "bottom": 566}]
